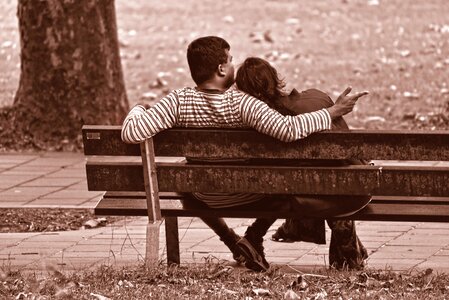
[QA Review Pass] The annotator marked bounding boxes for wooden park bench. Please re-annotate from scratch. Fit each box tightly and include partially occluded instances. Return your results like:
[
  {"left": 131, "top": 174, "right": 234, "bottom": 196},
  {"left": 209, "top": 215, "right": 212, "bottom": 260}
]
[{"left": 82, "top": 125, "right": 449, "bottom": 265}]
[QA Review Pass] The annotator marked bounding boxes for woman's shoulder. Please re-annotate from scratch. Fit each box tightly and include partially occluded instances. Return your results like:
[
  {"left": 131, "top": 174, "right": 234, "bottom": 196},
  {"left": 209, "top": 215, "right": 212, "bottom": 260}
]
[
  {"left": 295, "top": 88, "right": 331, "bottom": 101},
  {"left": 279, "top": 88, "right": 334, "bottom": 114}
]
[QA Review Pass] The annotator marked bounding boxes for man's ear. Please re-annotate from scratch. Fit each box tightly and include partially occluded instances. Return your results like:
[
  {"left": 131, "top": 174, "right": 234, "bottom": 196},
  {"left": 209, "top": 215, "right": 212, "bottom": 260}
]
[{"left": 217, "top": 64, "right": 226, "bottom": 77}]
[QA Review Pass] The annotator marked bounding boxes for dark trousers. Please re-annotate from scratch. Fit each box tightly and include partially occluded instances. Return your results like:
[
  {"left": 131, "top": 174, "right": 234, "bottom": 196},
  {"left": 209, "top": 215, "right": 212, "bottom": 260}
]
[{"left": 182, "top": 193, "right": 370, "bottom": 269}]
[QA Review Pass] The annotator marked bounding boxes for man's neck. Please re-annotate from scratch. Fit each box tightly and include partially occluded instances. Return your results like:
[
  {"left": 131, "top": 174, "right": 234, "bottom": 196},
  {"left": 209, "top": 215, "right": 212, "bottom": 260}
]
[{"left": 197, "top": 81, "right": 227, "bottom": 93}]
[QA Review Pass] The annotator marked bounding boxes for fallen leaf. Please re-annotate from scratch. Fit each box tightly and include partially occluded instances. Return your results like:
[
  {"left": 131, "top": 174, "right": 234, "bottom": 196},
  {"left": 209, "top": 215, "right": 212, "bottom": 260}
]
[
  {"left": 364, "top": 116, "right": 386, "bottom": 123},
  {"left": 83, "top": 219, "right": 99, "bottom": 229},
  {"left": 222, "top": 15, "right": 234, "bottom": 23},
  {"left": 284, "top": 289, "right": 301, "bottom": 299},
  {"left": 313, "top": 290, "right": 328, "bottom": 300},
  {"left": 403, "top": 91, "right": 420, "bottom": 99},
  {"left": 90, "top": 293, "right": 111, "bottom": 300},
  {"left": 264, "top": 31, "right": 274, "bottom": 43},
  {"left": 434, "top": 61, "right": 444, "bottom": 69},
  {"left": 285, "top": 18, "right": 299, "bottom": 25},
  {"left": 398, "top": 50, "right": 411, "bottom": 57},
  {"left": 223, "top": 288, "right": 238, "bottom": 295},
  {"left": 252, "top": 288, "right": 271, "bottom": 296},
  {"left": 1, "top": 41, "right": 13, "bottom": 48}
]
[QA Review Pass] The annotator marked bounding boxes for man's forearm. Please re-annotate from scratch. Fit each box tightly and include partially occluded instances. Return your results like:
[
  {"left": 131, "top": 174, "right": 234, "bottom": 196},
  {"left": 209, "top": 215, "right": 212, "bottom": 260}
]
[{"left": 241, "top": 96, "right": 332, "bottom": 142}]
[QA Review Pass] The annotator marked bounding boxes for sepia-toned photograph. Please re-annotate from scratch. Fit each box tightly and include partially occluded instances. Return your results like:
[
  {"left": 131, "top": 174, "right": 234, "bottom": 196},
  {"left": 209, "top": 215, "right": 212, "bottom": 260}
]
[{"left": 0, "top": 0, "right": 448, "bottom": 298}]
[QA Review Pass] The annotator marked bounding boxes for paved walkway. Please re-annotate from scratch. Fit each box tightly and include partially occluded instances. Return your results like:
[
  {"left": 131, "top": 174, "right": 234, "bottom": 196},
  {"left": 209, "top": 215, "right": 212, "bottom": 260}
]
[{"left": 1, "top": 152, "right": 449, "bottom": 274}]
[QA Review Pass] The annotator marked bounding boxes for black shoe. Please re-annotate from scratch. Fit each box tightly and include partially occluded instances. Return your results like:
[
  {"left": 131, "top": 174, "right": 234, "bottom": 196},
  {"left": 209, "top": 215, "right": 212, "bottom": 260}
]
[
  {"left": 221, "top": 229, "right": 245, "bottom": 264},
  {"left": 271, "top": 225, "right": 295, "bottom": 243},
  {"left": 235, "top": 237, "right": 269, "bottom": 272}
]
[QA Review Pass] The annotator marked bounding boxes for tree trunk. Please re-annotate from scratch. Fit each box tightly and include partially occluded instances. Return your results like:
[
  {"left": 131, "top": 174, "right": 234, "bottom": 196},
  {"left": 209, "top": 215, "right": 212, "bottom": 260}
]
[{"left": 12, "top": 0, "right": 129, "bottom": 148}]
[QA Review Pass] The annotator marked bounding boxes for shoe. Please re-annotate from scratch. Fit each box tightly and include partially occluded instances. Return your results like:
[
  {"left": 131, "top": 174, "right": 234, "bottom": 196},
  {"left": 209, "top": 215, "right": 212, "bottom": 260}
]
[
  {"left": 235, "top": 237, "right": 269, "bottom": 272},
  {"left": 221, "top": 229, "right": 245, "bottom": 264},
  {"left": 271, "top": 225, "right": 295, "bottom": 243}
]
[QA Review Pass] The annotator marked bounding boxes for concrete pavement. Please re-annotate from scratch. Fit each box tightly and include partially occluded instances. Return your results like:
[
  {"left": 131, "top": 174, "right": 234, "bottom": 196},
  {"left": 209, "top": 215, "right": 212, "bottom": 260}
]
[{"left": 1, "top": 152, "right": 449, "bottom": 273}]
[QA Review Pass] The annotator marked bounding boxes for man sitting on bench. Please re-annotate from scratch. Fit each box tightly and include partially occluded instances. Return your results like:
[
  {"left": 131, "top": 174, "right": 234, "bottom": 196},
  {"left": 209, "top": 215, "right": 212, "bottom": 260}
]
[{"left": 121, "top": 36, "right": 369, "bottom": 272}]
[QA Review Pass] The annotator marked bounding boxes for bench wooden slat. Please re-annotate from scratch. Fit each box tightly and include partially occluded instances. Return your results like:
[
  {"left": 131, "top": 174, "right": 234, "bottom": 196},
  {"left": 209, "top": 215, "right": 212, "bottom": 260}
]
[
  {"left": 94, "top": 196, "right": 449, "bottom": 222},
  {"left": 86, "top": 161, "right": 449, "bottom": 197},
  {"left": 82, "top": 125, "right": 449, "bottom": 160},
  {"left": 101, "top": 192, "right": 449, "bottom": 205}
]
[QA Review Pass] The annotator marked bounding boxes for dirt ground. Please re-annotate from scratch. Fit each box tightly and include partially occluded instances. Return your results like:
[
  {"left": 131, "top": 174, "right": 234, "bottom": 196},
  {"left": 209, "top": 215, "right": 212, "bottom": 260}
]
[
  {"left": 0, "top": 208, "right": 127, "bottom": 233},
  {"left": 1, "top": 0, "right": 448, "bottom": 130}
]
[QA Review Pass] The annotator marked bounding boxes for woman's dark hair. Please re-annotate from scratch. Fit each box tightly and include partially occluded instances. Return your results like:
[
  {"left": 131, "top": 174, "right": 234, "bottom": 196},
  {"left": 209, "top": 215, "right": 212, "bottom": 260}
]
[
  {"left": 235, "top": 57, "right": 286, "bottom": 110},
  {"left": 187, "top": 36, "right": 230, "bottom": 85}
]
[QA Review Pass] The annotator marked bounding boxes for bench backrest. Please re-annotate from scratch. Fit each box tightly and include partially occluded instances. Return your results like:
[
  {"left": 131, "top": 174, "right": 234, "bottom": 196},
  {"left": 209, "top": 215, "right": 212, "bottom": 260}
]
[{"left": 83, "top": 125, "right": 449, "bottom": 197}]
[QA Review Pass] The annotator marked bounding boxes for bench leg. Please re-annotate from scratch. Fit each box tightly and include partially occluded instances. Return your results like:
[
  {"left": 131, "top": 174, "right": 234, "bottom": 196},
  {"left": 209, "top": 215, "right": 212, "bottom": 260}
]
[
  {"left": 145, "top": 220, "right": 162, "bottom": 266},
  {"left": 165, "top": 217, "right": 180, "bottom": 265}
]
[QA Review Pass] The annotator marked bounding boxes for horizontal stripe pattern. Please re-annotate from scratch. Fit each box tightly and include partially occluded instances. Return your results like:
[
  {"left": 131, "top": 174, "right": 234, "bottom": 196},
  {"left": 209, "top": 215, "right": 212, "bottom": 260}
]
[
  {"left": 121, "top": 86, "right": 331, "bottom": 144},
  {"left": 192, "top": 192, "right": 266, "bottom": 208}
]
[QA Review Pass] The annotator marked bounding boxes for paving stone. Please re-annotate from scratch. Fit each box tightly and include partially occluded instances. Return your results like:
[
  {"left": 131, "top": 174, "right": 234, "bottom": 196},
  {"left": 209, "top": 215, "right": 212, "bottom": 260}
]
[
  {"left": 387, "top": 236, "right": 449, "bottom": 246},
  {"left": 78, "top": 199, "right": 102, "bottom": 208},
  {"left": 416, "top": 258, "right": 449, "bottom": 271},
  {"left": 24, "top": 157, "right": 83, "bottom": 167},
  {"left": 265, "top": 241, "right": 314, "bottom": 251},
  {"left": 408, "top": 228, "right": 449, "bottom": 235},
  {"left": 268, "top": 249, "right": 311, "bottom": 258},
  {"left": 65, "top": 243, "right": 144, "bottom": 253},
  {"left": 0, "top": 201, "right": 32, "bottom": 207},
  {"left": 12, "top": 241, "right": 78, "bottom": 249},
  {"left": 0, "top": 163, "right": 22, "bottom": 170},
  {"left": 289, "top": 254, "right": 329, "bottom": 267},
  {"left": 366, "top": 257, "right": 424, "bottom": 268},
  {"left": 26, "top": 198, "right": 91, "bottom": 206},
  {"left": 435, "top": 249, "right": 449, "bottom": 256},
  {"left": 41, "top": 189, "right": 103, "bottom": 199},
  {"left": 415, "top": 223, "right": 449, "bottom": 229},
  {"left": 0, "top": 155, "right": 39, "bottom": 164},
  {"left": 357, "top": 236, "right": 401, "bottom": 242},
  {"left": 25, "top": 233, "right": 92, "bottom": 242},
  {"left": 0, "top": 248, "right": 57, "bottom": 256},
  {"left": 8, "top": 165, "right": 61, "bottom": 173},
  {"left": 46, "top": 169, "right": 86, "bottom": 178},
  {"left": 0, "top": 175, "right": 42, "bottom": 189},
  {"left": 0, "top": 256, "right": 39, "bottom": 266},
  {"left": 2, "top": 170, "right": 54, "bottom": 176},
  {"left": 267, "top": 257, "right": 297, "bottom": 265},
  {"left": 368, "top": 250, "right": 435, "bottom": 260},
  {"left": 65, "top": 180, "right": 89, "bottom": 190},
  {"left": 2, "top": 186, "right": 62, "bottom": 197},
  {"left": 22, "top": 177, "right": 83, "bottom": 187}
]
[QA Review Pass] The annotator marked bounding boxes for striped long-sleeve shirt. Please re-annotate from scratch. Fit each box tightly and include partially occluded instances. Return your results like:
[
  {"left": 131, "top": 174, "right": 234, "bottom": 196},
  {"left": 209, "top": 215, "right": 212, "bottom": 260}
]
[
  {"left": 121, "top": 86, "right": 331, "bottom": 143},
  {"left": 121, "top": 86, "right": 332, "bottom": 208}
]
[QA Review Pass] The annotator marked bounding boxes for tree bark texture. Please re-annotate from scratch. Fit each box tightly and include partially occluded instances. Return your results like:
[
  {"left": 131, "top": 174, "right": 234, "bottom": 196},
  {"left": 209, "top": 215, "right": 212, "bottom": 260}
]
[{"left": 14, "top": 0, "right": 129, "bottom": 144}]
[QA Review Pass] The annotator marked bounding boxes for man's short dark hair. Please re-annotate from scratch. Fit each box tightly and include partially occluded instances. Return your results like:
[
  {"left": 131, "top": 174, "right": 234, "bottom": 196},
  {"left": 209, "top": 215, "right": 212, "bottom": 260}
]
[{"left": 187, "top": 36, "right": 230, "bottom": 85}]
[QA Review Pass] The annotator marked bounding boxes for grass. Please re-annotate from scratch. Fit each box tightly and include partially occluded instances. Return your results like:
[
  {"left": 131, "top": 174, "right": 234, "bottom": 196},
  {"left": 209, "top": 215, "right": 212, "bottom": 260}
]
[{"left": 1, "top": 262, "right": 449, "bottom": 299}]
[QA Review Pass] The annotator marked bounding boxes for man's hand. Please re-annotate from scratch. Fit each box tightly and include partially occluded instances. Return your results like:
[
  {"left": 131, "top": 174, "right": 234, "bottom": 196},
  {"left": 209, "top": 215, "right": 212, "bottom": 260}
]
[{"left": 326, "top": 87, "right": 369, "bottom": 119}]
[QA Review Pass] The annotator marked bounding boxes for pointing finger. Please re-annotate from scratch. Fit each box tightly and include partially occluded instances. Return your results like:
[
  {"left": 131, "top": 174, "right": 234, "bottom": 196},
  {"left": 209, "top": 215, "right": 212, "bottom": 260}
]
[
  {"left": 341, "top": 86, "right": 352, "bottom": 96},
  {"left": 353, "top": 91, "right": 369, "bottom": 99}
]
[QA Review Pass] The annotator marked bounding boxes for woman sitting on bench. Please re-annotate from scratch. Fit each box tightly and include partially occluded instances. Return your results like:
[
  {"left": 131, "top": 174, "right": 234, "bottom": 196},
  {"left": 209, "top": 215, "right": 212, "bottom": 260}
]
[{"left": 234, "top": 57, "right": 371, "bottom": 270}]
